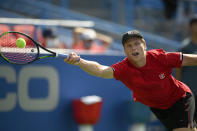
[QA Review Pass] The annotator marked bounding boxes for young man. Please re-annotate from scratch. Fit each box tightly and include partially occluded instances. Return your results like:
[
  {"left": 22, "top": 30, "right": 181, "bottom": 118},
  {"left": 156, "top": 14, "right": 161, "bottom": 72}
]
[{"left": 65, "top": 30, "right": 197, "bottom": 131}]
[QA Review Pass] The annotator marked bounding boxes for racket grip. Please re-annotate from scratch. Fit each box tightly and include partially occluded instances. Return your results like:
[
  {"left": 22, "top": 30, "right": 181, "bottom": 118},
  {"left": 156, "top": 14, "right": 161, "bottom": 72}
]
[{"left": 56, "top": 53, "right": 68, "bottom": 59}]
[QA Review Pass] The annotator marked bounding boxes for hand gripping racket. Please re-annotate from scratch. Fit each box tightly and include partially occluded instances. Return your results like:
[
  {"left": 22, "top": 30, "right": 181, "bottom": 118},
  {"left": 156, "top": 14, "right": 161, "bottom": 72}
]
[{"left": 0, "top": 31, "right": 68, "bottom": 65}]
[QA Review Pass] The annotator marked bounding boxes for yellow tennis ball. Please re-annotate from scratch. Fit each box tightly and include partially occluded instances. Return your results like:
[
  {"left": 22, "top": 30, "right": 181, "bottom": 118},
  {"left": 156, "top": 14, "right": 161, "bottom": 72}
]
[{"left": 16, "top": 38, "right": 26, "bottom": 48}]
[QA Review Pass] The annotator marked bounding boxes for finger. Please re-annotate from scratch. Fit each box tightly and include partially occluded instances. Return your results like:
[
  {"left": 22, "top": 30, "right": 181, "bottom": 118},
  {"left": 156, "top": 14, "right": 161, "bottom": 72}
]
[
  {"left": 67, "top": 53, "right": 75, "bottom": 61},
  {"left": 64, "top": 55, "right": 73, "bottom": 63},
  {"left": 71, "top": 57, "right": 79, "bottom": 64},
  {"left": 64, "top": 52, "right": 80, "bottom": 65}
]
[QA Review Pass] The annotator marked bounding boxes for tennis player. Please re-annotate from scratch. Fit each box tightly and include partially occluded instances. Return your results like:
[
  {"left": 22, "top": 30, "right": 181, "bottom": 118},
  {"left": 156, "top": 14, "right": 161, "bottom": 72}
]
[{"left": 65, "top": 30, "right": 197, "bottom": 131}]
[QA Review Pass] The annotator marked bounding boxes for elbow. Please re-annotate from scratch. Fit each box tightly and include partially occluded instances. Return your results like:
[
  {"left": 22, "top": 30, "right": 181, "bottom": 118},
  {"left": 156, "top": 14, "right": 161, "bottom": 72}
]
[
  {"left": 99, "top": 71, "right": 112, "bottom": 79},
  {"left": 96, "top": 71, "right": 106, "bottom": 78},
  {"left": 85, "top": 69, "right": 104, "bottom": 78},
  {"left": 93, "top": 71, "right": 107, "bottom": 79}
]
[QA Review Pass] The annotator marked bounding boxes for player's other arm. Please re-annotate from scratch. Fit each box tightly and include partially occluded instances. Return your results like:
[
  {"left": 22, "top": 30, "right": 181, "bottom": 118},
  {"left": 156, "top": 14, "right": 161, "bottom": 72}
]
[
  {"left": 182, "top": 54, "right": 197, "bottom": 66},
  {"left": 174, "top": 68, "right": 182, "bottom": 81},
  {"left": 64, "top": 52, "right": 114, "bottom": 79}
]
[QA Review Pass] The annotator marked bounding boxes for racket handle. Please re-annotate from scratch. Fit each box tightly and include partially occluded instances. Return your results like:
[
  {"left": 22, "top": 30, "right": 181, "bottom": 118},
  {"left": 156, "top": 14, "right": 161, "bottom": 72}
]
[{"left": 56, "top": 53, "right": 68, "bottom": 59}]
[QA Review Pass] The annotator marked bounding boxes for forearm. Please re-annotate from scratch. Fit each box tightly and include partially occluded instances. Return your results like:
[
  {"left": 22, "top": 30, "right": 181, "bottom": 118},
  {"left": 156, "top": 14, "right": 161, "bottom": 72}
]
[
  {"left": 64, "top": 52, "right": 113, "bottom": 79},
  {"left": 77, "top": 58, "right": 109, "bottom": 78}
]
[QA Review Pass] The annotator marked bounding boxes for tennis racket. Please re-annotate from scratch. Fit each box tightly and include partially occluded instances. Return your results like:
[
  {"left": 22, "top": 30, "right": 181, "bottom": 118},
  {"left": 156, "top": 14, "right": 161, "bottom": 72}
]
[{"left": 0, "top": 31, "right": 68, "bottom": 65}]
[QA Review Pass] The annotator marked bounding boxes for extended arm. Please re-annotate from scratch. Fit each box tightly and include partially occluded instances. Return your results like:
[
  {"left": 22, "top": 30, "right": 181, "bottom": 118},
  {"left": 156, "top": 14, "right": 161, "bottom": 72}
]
[
  {"left": 182, "top": 54, "right": 197, "bottom": 66},
  {"left": 174, "top": 54, "right": 197, "bottom": 82},
  {"left": 64, "top": 52, "right": 114, "bottom": 79},
  {"left": 174, "top": 68, "right": 182, "bottom": 81}
]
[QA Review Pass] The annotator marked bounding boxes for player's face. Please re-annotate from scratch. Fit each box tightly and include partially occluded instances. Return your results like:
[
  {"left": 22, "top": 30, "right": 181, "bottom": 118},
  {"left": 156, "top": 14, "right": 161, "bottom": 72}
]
[{"left": 123, "top": 38, "right": 146, "bottom": 65}]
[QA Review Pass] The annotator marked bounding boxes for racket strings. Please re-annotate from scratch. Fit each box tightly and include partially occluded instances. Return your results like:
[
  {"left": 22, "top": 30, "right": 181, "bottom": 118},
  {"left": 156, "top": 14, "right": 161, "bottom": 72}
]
[
  {"left": 0, "top": 32, "right": 38, "bottom": 64},
  {"left": 3, "top": 52, "right": 35, "bottom": 63}
]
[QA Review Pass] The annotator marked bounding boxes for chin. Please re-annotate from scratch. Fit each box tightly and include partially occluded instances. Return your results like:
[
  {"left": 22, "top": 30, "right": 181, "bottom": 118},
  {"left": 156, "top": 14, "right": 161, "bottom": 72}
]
[{"left": 128, "top": 57, "right": 138, "bottom": 62}]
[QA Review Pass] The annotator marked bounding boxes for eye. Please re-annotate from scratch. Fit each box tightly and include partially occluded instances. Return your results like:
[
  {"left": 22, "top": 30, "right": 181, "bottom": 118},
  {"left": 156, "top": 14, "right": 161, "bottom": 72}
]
[
  {"left": 127, "top": 44, "right": 132, "bottom": 48},
  {"left": 134, "top": 42, "right": 140, "bottom": 46}
]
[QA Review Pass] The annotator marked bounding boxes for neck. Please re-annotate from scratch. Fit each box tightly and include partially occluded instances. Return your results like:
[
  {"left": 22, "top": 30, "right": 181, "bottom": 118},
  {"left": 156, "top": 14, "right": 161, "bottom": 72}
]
[{"left": 131, "top": 59, "right": 146, "bottom": 68}]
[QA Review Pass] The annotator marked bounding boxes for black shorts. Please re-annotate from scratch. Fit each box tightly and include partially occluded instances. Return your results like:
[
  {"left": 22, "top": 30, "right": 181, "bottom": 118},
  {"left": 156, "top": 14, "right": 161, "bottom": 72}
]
[{"left": 150, "top": 92, "right": 196, "bottom": 131}]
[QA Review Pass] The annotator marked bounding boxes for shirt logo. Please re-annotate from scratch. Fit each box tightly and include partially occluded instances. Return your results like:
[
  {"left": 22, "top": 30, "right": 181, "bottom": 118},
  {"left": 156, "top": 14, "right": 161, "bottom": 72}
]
[{"left": 159, "top": 73, "right": 165, "bottom": 79}]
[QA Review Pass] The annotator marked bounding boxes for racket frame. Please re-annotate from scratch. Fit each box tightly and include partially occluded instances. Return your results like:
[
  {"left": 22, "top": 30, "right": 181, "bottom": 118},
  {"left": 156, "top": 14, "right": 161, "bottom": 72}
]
[{"left": 0, "top": 31, "right": 58, "bottom": 65}]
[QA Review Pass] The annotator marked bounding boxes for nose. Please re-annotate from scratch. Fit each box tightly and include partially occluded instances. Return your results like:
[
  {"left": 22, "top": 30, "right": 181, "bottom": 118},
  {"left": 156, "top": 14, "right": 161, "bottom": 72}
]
[{"left": 131, "top": 44, "right": 137, "bottom": 50}]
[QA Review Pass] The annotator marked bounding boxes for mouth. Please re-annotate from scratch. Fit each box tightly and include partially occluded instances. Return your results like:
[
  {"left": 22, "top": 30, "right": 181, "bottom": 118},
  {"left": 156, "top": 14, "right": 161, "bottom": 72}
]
[{"left": 131, "top": 52, "right": 139, "bottom": 56}]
